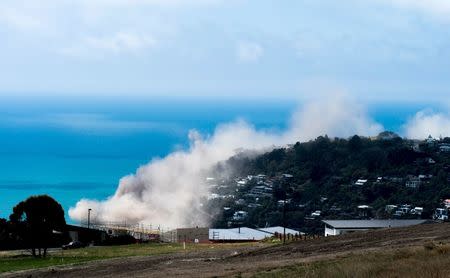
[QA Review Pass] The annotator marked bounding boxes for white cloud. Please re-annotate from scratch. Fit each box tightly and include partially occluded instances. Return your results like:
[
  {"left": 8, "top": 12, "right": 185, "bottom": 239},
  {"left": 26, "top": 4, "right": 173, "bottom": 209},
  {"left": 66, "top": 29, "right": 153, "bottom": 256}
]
[
  {"left": 382, "top": 0, "right": 450, "bottom": 20},
  {"left": 403, "top": 110, "right": 450, "bottom": 139},
  {"left": 61, "top": 32, "right": 157, "bottom": 58},
  {"left": 236, "top": 41, "right": 264, "bottom": 63},
  {"left": 69, "top": 96, "right": 383, "bottom": 227},
  {"left": 77, "top": 0, "right": 222, "bottom": 8},
  {"left": 0, "top": 5, "right": 48, "bottom": 32}
]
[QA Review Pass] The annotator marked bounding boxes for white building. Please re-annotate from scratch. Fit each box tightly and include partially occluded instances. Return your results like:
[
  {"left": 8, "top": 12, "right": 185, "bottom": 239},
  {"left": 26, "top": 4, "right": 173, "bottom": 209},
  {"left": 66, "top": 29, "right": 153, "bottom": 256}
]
[
  {"left": 258, "top": 226, "right": 303, "bottom": 236},
  {"left": 209, "top": 226, "right": 303, "bottom": 241},
  {"left": 209, "top": 227, "right": 270, "bottom": 241},
  {"left": 323, "top": 219, "right": 426, "bottom": 236},
  {"left": 355, "top": 179, "right": 368, "bottom": 186}
]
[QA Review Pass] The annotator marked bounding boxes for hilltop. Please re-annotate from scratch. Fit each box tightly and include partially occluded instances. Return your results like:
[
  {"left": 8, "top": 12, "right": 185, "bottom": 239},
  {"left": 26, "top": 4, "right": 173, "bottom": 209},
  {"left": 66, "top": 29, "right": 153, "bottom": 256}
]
[{"left": 206, "top": 133, "right": 450, "bottom": 233}]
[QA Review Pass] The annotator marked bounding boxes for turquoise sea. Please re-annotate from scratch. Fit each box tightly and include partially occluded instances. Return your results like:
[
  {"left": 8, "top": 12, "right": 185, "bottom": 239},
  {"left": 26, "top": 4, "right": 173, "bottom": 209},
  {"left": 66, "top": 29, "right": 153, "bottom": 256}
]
[{"left": 0, "top": 97, "right": 442, "bottom": 222}]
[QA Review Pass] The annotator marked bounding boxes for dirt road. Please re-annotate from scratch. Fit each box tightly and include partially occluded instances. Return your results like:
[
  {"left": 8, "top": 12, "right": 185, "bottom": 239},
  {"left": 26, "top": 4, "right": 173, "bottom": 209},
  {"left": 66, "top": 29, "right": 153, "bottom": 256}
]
[{"left": 4, "top": 222, "right": 450, "bottom": 278}]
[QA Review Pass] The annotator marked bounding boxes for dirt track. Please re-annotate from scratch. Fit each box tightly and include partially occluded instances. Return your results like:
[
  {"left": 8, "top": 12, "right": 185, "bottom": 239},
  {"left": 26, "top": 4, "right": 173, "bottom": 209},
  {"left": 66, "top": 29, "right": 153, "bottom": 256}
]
[{"left": 4, "top": 222, "right": 450, "bottom": 278}]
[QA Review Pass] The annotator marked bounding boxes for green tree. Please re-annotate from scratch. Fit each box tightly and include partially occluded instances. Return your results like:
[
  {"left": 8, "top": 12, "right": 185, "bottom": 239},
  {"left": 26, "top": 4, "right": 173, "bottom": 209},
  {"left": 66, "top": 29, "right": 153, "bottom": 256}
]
[{"left": 9, "top": 195, "right": 66, "bottom": 257}]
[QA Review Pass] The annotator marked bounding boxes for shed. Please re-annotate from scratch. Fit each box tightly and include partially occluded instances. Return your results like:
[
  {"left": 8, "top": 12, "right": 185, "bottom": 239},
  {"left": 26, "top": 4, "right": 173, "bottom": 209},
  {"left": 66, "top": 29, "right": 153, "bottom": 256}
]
[
  {"left": 258, "top": 226, "right": 303, "bottom": 236},
  {"left": 322, "top": 219, "right": 426, "bottom": 236},
  {"left": 209, "top": 227, "right": 269, "bottom": 242},
  {"left": 161, "top": 227, "right": 209, "bottom": 243}
]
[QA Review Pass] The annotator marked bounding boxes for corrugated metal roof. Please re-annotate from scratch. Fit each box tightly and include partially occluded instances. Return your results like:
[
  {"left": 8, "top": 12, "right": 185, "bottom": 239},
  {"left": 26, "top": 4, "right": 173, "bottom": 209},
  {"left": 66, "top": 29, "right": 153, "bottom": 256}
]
[
  {"left": 209, "top": 227, "right": 269, "bottom": 241},
  {"left": 258, "top": 226, "right": 303, "bottom": 235},
  {"left": 322, "top": 219, "right": 426, "bottom": 229}
]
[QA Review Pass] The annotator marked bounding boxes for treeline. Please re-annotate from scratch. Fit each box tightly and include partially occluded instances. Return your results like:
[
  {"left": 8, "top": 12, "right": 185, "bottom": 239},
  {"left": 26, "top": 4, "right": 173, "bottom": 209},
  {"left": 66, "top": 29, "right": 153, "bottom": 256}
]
[{"left": 211, "top": 133, "right": 450, "bottom": 231}]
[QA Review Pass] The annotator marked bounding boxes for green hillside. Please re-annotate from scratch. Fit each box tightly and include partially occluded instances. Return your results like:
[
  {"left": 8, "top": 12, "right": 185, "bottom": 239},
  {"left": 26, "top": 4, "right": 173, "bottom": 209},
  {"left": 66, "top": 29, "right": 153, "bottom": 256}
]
[{"left": 208, "top": 133, "right": 450, "bottom": 233}]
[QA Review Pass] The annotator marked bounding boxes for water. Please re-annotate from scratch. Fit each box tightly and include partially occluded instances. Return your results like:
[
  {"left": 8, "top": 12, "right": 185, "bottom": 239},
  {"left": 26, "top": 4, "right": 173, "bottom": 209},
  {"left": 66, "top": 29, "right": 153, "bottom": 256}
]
[{"left": 0, "top": 97, "right": 443, "bottom": 222}]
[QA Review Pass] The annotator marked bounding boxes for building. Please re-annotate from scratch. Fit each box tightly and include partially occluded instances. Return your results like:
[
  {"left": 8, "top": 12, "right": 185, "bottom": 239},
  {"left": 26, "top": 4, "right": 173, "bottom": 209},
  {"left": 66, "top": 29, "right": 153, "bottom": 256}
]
[
  {"left": 209, "top": 227, "right": 270, "bottom": 242},
  {"left": 161, "top": 227, "right": 209, "bottom": 243},
  {"left": 258, "top": 226, "right": 303, "bottom": 236},
  {"left": 66, "top": 224, "right": 107, "bottom": 244},
  {"left": 405, "top": 177, "right": 421, "bottom": 188},
  {"left": 355, "top": 179, "right": 368, "bottom": 186},
  {"left": 440, "top": 144, "right": 450, "bottom": 153},
  {"left": 322, "top": 219, "right": 426, "bottom": 236}
]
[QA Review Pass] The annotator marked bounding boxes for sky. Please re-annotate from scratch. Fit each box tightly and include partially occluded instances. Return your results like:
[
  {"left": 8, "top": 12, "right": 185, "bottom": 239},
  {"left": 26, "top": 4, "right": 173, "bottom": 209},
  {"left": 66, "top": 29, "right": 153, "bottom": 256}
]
[{"left": 0, "top": 0, "right": 450, "bottom": 101}]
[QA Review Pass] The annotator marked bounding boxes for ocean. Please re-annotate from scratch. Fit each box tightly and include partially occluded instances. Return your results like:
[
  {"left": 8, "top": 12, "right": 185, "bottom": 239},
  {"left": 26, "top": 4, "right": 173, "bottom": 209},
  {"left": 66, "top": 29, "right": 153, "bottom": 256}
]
[{"left": 0, "top": 97, "right": 441, "bottom": 222}]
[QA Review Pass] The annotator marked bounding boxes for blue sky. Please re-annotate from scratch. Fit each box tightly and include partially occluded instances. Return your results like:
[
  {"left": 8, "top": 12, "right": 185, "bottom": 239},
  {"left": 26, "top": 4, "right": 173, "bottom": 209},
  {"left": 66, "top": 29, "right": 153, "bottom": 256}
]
[{"left": 0, "top": 0, "right": 450, "bottom": 101}]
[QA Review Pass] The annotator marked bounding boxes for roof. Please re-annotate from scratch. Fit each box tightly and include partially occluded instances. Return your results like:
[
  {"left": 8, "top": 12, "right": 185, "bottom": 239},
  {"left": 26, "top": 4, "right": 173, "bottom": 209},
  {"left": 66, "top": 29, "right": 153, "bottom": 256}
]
[
  {"left": 322, "top": 219, "right": 426, "bottom": 229},
  {"left": 258, "top": 226, "right": 304, "bottom": 235},
  {"left": 209, "top": 227, "right": 269, "bottom": 241}
]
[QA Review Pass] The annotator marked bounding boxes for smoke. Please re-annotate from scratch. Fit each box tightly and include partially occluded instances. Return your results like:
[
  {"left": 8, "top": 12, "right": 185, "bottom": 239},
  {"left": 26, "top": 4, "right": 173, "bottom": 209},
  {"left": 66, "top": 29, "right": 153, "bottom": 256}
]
[
  {"left": 68, "top": 95, "right": 383, "bottom": 228},
  {"left": 403, "top": 110, "right": 450, "bottom": 139}
]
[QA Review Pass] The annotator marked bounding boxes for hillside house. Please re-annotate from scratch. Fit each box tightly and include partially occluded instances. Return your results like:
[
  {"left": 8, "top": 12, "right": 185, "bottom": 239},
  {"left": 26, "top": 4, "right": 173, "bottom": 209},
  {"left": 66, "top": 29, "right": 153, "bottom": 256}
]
[
  {"left": 232, "top": 210, "right": 248, "bottom": 221},
  {"left": 355, "top": 179, "right": 368, "bottom": 186},
  {"left": 440, "top": 144, "right": 450, "bottom": 153},
  {"left": 406, "top": 177, "right": 421, "bottom": 188}
]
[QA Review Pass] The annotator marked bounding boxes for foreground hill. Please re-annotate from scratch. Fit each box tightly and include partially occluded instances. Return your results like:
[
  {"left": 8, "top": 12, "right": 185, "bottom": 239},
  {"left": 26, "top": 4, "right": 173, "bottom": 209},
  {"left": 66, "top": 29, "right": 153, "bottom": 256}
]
[{"left": 4, "top": 222, "right": 450, "bottom": 277}]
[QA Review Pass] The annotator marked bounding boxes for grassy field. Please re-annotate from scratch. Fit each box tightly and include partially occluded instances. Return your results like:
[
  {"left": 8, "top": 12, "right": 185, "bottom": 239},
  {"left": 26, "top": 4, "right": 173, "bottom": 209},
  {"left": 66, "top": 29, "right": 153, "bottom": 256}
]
[
  {"left": 253, "top": 242, "right": 450, "bottom": 278},
  {"left": 0, "top": 242, "right": 254, "bottom": 273}
]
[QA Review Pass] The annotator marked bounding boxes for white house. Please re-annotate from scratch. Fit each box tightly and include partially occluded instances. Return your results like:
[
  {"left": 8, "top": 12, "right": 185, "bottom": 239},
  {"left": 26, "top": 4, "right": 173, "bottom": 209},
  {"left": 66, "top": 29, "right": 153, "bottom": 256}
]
[
  {"left": 355, "top": 179, "right": 368, "bottom": 186},
  {"left": 323, "top": 219, "right": 426, "bottom": 236},
  {"left": 440, "top": 145, "right": 450, "bottom": 153},
  {"left": 405, "top": 177, "right": 421, "bottom": 188}
]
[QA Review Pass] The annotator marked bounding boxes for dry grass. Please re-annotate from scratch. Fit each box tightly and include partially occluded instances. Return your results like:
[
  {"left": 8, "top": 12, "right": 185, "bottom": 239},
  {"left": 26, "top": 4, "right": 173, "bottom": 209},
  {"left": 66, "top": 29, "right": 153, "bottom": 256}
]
[
  {"left": 253, "top": 242, "right": 450, "bottom": 278},
  {"left": 0, "top": 242, "right": 257, "bottom": 273}
]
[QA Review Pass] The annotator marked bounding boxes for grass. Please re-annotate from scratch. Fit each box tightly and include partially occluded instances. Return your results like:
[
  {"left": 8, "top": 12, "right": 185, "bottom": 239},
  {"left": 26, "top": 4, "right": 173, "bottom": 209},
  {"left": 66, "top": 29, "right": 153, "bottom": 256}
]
[
  {"left": 0, "top": 242, "right": 255, "bottom": 273},
  {"left": 252, "top": 242, "right": 450, "bottom": 278}
]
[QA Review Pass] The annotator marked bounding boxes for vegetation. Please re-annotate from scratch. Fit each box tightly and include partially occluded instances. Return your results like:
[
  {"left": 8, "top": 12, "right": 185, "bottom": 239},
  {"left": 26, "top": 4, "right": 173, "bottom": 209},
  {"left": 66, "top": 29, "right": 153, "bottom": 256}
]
[
  {"left": 210, "top": 133, "right": 450, "bottom": 232},
  {"left": 0, "top": 242, "right": 255, "bottom": 273},
  {"left": 1, "top": 195, "right": 68, "bottom": 256},
  {"left": 253, "top": 242, "right": 450, "bottom": 278}
]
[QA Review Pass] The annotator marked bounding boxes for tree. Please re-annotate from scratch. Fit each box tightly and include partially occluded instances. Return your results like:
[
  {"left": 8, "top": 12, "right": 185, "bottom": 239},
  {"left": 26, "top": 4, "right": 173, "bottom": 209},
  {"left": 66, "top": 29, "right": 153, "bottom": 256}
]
[{"left": 9, "top": 195, "right": 66, "bottom": 257}]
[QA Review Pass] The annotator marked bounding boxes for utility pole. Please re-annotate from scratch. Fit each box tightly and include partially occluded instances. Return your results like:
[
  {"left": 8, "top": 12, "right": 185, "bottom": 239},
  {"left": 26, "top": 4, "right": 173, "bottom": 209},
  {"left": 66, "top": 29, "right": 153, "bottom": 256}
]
[{"left": 87, "top": 208, "right": 92, "bottom": 229}]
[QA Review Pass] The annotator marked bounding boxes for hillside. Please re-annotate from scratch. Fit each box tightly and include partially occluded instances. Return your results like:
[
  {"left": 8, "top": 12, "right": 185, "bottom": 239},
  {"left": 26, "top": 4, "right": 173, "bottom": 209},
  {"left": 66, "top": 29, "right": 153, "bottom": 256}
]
[{"left": 207, "top": 133, "right": 450, "bottom": 233}]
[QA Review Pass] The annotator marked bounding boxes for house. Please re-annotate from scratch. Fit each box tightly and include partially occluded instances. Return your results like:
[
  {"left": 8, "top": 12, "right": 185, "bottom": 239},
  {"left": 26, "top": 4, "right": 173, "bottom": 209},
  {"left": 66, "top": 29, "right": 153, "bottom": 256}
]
[
  {"left": 357, "top": 205, "right": 372, "bottom": 218},
  {"left": 440, "top": 145, "right": 450, "bottom": 153},
  {"left": 427, "top": 135, "right": 437, "bottom": 146},
  {"left": 405, "top": 177, "right": 421, "bottom": 188},
  {"left": 434, "top": 208, "right": 448, "bottom": 221},
  {"left": 232, "top": 210, "right": 248, "bottom": 221},
  {"left": 322, "top": 219, "right": 426, "bottom": 236},
  {"left": 385, "top": 205, "right": 397, "bottom": 213},
  {"left": 444, "top": 199, "right": 450, "bottom": 209},
  {"left": 411, "top": 207, "right": 423, "bottom": 215},
  {"left": 355, "top": 179, "right": 368, "bottom": 186}
]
